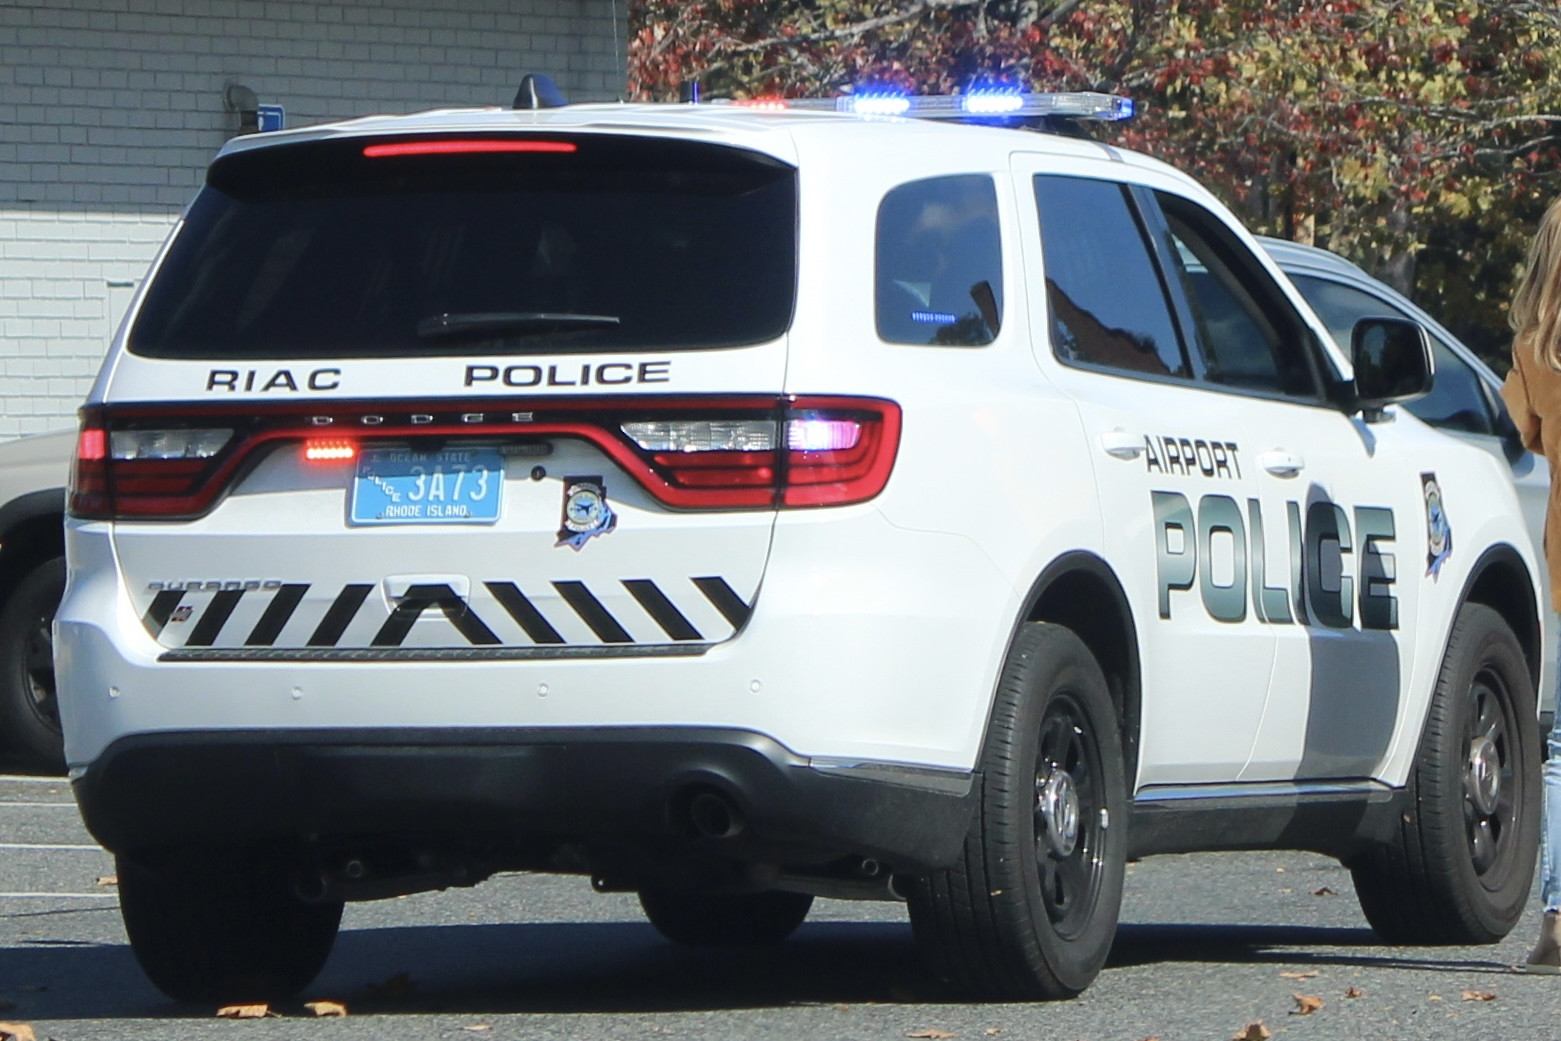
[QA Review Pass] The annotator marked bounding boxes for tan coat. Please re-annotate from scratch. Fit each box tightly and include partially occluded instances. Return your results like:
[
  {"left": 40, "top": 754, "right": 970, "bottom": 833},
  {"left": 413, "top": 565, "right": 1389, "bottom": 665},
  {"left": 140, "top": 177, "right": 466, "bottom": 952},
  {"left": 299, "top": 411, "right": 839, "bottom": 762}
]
[{"left": 1501, "top": 345, "right": 1561, "bottom": 610}]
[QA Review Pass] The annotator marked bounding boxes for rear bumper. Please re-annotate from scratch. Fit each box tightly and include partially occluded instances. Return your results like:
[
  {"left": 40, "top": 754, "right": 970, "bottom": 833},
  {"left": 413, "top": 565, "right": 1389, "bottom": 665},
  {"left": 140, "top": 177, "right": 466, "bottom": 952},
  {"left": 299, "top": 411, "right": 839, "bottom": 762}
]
[{"left": 72, "top": 727, "right": 978, "bottom": 874}]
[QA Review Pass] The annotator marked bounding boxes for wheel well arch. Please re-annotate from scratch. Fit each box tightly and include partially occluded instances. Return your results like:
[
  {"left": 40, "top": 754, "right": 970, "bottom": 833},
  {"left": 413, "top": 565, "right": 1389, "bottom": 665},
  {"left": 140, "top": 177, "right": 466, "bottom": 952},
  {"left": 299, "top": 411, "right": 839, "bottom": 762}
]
[
  {"left": 0, "top": 489, "right": 66, "bottom": 610},
  {"left": 1457, "top": 542, "right": 1544, "bottom": 696},
  {"left": 1018, "top": 552, "right": 1142, "bottom": 785}
]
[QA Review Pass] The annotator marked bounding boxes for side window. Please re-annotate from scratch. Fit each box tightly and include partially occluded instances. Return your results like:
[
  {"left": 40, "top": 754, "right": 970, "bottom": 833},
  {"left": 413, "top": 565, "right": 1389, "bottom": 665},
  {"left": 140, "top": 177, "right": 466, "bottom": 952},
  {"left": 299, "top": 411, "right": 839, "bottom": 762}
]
[
  {"left": 1287, "top": 275, "right": 1496, "bottom": 436},
  {"left": 1033, "top": 176, "right": 1189, "bottom": 377},
  {"left": 1153, "top": 196, "right": 1318, "bottom": 399},
  {"left": 875, "top": 175, "right": 1003, "bottom": 346}
]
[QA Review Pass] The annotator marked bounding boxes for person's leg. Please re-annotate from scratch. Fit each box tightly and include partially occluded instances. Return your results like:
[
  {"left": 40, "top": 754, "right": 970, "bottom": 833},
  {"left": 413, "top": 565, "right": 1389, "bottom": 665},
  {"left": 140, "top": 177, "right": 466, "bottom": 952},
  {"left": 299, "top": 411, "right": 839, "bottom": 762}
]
[{"left": 1527, "top": 705, "right": 1561, "bottom": 971}]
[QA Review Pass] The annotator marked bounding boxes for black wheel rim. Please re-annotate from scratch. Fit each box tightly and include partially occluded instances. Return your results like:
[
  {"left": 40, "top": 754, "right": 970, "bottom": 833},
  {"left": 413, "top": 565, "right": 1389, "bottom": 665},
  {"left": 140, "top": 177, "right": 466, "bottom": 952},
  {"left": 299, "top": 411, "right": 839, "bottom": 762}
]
[
  {"left": 21, "top": 602, "right": 60, "bottom": 734},
  {"left": 1033, "top": 691, "right": 1106, "bottom": 938},
  {"left": 1461, "top": 664, "right": 1517, "bottom": 879}
]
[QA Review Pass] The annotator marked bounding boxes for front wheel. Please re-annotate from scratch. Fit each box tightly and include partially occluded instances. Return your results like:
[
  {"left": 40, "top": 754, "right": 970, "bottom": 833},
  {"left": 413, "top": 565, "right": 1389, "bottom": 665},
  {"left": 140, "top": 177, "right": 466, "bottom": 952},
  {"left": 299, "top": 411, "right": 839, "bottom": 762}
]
[
  {"left": 1350, "top": 602, "right": 1540, "bottom": 944},
  {"left": 638, "top": 888, "right": 813, "bottom": 946},
  {"left": 908, "top": 622, "right": 1127, "bottom": 1000},
  {"left": 118, "top": 847, "right": 344, "bottom": 1004}
]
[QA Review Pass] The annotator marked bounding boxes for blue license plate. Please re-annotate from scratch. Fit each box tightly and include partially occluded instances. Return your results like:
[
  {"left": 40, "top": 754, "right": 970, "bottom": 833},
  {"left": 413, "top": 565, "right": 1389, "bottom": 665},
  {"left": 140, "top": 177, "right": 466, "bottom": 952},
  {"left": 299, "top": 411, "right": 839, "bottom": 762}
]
[{"left": 350, "top": 446, "right": 503, "bottom": 525}]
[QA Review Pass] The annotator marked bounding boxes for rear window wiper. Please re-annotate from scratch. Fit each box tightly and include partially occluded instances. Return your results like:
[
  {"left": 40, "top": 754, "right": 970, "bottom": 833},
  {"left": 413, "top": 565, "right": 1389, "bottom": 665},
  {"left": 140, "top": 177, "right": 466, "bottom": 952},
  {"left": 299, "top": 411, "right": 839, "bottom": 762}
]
[{"left": 416, "top": 312, "right": 621, "bottom": 340}]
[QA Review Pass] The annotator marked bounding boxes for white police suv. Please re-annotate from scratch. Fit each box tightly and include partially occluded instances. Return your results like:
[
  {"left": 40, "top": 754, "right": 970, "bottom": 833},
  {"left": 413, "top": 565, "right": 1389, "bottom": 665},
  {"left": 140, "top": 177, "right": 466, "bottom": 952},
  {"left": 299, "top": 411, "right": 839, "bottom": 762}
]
[{"left": 57, "top": 83, "right": 1547, "bottom": 1004}]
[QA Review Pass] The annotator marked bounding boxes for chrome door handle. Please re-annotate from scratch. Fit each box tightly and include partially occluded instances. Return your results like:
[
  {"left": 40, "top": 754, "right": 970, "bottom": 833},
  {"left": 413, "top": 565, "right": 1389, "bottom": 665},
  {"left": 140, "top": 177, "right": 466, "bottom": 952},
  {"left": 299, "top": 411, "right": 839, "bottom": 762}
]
[
  {"left": 1259, "top": 450, "right": 1305, "bottom": 478},
  {"left": 1099, "top": 430, "right": 1143, "bottom": 461}
]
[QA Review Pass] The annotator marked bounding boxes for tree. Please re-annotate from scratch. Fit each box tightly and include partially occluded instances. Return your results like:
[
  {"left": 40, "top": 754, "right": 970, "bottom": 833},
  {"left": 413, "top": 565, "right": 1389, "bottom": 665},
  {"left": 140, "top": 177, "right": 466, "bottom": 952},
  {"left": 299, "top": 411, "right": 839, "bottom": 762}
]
[{"left": 628, "top": 0, "right": 1561, "bottom": 366}]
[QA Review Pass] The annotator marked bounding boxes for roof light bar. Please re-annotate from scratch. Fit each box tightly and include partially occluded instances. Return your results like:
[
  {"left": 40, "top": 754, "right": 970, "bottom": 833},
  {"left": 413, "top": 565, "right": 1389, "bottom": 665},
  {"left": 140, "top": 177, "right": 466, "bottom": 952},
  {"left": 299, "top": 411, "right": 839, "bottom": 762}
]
[{"left": 739, "top": 90, "right": 1134, "bottom": 122}]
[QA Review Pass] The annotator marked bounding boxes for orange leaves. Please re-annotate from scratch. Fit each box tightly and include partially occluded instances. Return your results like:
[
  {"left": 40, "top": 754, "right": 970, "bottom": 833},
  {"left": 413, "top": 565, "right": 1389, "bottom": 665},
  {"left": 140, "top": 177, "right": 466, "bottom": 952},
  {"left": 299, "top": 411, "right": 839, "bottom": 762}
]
[{"left": 1290, "top": 993, "right": 1324, "bottom": 1016}]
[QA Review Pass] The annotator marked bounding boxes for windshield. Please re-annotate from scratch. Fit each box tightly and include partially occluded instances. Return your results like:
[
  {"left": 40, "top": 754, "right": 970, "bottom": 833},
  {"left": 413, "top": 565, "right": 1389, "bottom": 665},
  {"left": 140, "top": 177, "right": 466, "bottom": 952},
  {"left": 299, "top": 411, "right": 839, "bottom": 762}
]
[{"left": 130, "top": 134, "right": 797, "bottom": 359}]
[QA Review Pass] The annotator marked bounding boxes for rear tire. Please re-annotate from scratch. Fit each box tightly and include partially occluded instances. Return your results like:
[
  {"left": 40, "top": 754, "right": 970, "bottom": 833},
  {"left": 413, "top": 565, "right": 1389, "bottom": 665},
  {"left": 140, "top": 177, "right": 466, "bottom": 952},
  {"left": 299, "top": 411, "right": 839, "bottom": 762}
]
[
  {"left": 1349, "top": 602, "right": 1539, "bottom": 944},
  {"left": 638, "top": 888, "right": 813, "bottom": 946},
  {"left": 908, "top": 622, "right": 1126, "bottom": 1000},
  {"left": 118, "top": 847, "right": 343, "bottom": 1004},
  {"left": 0, "top": 556, "right": 66, "bottom": 772}
]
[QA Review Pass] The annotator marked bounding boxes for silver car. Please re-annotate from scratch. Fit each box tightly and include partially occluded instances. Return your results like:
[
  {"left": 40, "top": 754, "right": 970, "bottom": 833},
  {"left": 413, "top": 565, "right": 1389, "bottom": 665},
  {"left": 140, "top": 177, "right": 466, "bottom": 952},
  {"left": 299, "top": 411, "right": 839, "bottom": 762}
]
[{"left": 1263, "top": 236, "right": 1554, "bottom": 722}]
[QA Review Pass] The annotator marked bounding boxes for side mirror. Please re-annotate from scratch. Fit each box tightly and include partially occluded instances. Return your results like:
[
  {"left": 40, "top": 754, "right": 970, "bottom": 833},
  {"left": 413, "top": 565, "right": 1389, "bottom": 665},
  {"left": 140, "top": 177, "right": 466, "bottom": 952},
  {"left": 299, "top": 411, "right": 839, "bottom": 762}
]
[{"left": 1351, "top": 317, "right": 1432, "bottom": 423}]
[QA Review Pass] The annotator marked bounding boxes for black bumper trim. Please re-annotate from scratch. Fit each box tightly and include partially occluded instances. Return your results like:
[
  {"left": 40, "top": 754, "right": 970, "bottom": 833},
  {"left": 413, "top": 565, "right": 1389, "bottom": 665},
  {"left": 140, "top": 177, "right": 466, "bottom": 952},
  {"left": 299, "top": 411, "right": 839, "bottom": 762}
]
[{"left": 73, "top": 727, "right": 978, "bottom": 874}]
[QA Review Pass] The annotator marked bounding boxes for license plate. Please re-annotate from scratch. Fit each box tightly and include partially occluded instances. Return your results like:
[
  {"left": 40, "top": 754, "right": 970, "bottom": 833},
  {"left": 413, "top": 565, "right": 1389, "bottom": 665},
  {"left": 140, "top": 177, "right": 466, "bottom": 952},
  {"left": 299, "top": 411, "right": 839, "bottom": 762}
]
[{"left": 350, "top": 446, "right": 503, "bottom": 525}]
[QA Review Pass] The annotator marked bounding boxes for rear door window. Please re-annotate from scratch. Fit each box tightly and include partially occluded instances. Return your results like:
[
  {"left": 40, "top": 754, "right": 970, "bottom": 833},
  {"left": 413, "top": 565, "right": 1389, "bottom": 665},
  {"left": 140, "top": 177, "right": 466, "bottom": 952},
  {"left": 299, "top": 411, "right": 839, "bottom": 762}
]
[
  {"left": 1032, "top": 176, "right": 1189, "bottom": 378},
  {"left": 130, "top": 135, "right": 798, "bottom": 359}
]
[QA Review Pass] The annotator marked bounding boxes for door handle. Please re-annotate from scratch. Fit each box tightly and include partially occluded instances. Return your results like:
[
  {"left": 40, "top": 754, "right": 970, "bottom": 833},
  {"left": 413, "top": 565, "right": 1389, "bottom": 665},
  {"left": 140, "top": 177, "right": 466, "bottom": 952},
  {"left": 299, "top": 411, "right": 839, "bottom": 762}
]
[
  {"left": 1099, "top": 430, "right": 1143, "bottom": 461},
  {"left": 1259, "top": 450, "right": 1305, "bottom": 478}
]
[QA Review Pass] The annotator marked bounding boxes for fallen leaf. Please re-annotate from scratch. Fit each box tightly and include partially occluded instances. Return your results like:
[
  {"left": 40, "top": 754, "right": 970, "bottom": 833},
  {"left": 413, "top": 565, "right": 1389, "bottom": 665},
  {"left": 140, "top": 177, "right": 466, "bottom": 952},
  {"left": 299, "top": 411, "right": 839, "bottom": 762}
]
[
  {"left": 984, "top": 1031, "right": 1003, "bottom": 1038},
  {"left": 305, "top": 1000, "right": 347, "bottom": 1017},
  {"left": 1291, "top": 994, "right": 1323, "bottom": 1016},
  {"left": 907, "top": 1031, "right": 956, "bottom": 1040},
  {"left": 1462, "top": 989, "right": 1497, "bottom": 1002},
  {"left": 1345, "top": 986, "right": 1364, "bottom": 998},
  {"left": 461, "top": 1027, "right": 492, "bottom": 1034},
  {"left": 1275, "top": 866, "right": 1286, "bottom": 873},
  {"left": 1428, "top": 994, "right": 1444, "bottom": 1002},
  {"left": 216, "top": 1004, "right": 276, "bottom": 1019},
  {"left": 0, "top": 1024, "right": 35, "bottom": 1041},
  {"left": 1312, "top": 886, "right": 1336, "bottom": 896},
  {"left": 1279, "top": 970, "right": 1319, "bottom": 980},
  {"left": 95, "top": 875, "right": 118, "bottom": 886},
  {"left": 1232, "top": 1022, "right": 1271, "bottom": 1041}
]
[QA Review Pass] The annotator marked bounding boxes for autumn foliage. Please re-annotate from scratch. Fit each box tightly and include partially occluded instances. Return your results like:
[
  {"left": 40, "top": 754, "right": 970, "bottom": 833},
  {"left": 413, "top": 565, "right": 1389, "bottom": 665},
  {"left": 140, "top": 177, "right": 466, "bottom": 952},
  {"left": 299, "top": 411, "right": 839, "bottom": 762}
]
[{"left": 629, "top": 0, "right": 1561, "bottom": 367}]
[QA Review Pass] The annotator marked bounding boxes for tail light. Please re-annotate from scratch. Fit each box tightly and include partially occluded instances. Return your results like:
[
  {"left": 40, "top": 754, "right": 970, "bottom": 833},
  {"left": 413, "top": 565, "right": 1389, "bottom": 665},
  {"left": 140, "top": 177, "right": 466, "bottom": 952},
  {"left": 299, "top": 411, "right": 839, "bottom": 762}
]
[{"left": 67, "top": 395, "right": 900, "bottom": 521}]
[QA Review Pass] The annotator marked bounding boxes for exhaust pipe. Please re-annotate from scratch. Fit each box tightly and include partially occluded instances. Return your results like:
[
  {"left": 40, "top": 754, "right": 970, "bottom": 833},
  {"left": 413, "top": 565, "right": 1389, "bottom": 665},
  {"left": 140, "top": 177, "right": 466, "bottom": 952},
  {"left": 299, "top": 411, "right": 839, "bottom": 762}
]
[{"left": 687, "top": 789, "right": 745, "bottom": 839}]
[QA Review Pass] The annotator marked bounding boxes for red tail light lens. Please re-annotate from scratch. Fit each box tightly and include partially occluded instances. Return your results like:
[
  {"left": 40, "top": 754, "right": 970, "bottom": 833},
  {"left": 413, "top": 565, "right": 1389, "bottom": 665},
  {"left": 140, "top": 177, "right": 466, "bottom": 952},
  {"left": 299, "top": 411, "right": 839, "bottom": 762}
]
[{"left": 67, "top": 396, "right": 900, "bottom": 520}]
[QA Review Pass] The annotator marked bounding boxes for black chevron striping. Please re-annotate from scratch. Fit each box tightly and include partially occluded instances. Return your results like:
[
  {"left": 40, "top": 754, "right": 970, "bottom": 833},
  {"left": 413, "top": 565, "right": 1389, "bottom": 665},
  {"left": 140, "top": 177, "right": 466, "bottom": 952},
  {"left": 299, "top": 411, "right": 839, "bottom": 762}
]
[
  {"left": 372, "top": 584, "right": 500, "bottom": 647},
  {"left": 247, "top": 584, "right": 309, "bottom": 646},
  {"left": 553, "top": 581, "right": 633, "bottom": 643},
  {"left": 622, "top": 579, "right": 702, "bottom": 641},
  {"left": 691, "top": 576, "right": 752, "bottom": 630},
  {"left": 185, "top": 589, "right": 245, "bottom": 647},
  {"left": 485, "top": 582, "right": 566, "bottom": 645},
  {"left": 308, "top": 584, "right": 372, "bottom": 647},
  {"left": 142, "top": 590, "right": 185, "bottom": 636}
]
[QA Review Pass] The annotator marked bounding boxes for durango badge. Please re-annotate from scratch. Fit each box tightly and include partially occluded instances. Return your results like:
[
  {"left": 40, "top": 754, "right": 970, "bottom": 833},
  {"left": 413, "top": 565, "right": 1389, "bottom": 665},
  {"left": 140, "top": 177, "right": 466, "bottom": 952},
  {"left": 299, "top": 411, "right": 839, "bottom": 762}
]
[
  {"left": 1422, "top": 472, "right": 1453, "bottom": 578},
  {"left": 557, "top": 476, "right": 617, "bottom": 551}
]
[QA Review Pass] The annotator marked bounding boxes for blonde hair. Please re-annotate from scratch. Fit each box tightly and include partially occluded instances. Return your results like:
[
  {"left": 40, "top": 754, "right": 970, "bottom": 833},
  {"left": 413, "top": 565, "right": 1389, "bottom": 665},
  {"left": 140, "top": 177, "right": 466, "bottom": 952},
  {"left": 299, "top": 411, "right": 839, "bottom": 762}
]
[{"left": 1512, "top": 197, "right": 1561, "bottom": 371}]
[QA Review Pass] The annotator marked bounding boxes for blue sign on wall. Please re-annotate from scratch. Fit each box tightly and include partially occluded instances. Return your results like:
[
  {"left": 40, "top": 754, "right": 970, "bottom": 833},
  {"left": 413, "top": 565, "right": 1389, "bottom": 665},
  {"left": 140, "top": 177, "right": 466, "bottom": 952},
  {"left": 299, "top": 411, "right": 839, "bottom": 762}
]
[{"left": 257, "top": 105, "right": 285, "bottom": 132}]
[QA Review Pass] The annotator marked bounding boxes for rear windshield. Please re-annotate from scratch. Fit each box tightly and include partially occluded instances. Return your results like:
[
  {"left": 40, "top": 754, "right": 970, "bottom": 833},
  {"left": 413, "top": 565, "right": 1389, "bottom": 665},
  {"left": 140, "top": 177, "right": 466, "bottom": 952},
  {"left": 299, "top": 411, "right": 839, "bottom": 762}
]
[{"left": 130, "top": 134, "right": 798, "bottom": 359}]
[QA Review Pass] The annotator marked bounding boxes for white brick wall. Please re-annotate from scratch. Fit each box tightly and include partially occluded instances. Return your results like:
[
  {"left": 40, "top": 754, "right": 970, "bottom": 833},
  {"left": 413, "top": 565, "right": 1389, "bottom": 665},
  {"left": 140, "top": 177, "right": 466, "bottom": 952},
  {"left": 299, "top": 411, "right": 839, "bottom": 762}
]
[{"left": 0, "top": 0, "right": 625, "bottom": 437}]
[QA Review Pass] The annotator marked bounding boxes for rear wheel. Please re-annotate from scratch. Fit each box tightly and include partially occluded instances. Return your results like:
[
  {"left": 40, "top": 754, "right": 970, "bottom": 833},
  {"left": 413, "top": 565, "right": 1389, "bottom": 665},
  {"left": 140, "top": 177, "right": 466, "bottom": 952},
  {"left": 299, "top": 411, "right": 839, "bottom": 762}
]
[
  {"left": 638, "top": 888, "right": 813, "bottom": 946},
  {"left": 908, "top": 622, "right": 1126, "bottom": 1000},
  {"left": 1349, "top": 602, "right": 1539, "bottom": 943},
  {"left": 117, "top": 847, "right": 343, "bottom": 1004},
  {"left": 0, "top": 555, "right": 65, "bottom": 772}
]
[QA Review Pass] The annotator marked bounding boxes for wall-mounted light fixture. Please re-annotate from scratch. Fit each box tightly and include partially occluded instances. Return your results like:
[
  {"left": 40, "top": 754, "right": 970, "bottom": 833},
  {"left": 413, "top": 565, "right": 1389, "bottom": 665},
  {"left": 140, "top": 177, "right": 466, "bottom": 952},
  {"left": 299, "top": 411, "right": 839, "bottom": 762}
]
[{"left": 224, "top": 82, "right": 259, "bottom": 135}]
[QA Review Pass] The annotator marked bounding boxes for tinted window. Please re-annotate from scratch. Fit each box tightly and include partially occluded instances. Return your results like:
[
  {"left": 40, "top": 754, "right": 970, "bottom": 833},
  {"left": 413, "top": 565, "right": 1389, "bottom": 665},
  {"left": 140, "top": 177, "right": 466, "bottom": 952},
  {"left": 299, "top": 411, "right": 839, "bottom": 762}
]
[
  {"left": 876, "top": 175, "right": 1003, "bottom": 346},
  {"left": 130, "top": 135, "right": 797, "bottom": 359},
  {"left": 1288, "top": 274, "right": 1496, "bottom": 434},
  {"left": 1156, "top": 199, "right": 1317, "bottom": 399},
  {"left": 1033, "top": 176, "right": 1187, "bottom": 377}
]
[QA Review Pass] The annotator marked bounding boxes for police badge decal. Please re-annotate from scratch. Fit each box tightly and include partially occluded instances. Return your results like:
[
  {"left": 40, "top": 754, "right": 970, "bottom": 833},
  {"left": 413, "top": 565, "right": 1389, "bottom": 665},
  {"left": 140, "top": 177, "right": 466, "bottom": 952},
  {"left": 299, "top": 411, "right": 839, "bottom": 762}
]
[
  {"left": 1422, "top": 472, "right": 1452, "bottom": 578},
  {"left": 557, "top": 476, "right": 617, "bottom": 551}
]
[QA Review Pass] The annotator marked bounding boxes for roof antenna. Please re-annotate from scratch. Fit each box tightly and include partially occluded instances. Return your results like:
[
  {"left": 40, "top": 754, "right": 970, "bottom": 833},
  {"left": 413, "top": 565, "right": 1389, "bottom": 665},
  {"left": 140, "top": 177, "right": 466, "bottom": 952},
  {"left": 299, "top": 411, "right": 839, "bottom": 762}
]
[{"left": 513, "top": 74, "right": 568, "bottom": 110}]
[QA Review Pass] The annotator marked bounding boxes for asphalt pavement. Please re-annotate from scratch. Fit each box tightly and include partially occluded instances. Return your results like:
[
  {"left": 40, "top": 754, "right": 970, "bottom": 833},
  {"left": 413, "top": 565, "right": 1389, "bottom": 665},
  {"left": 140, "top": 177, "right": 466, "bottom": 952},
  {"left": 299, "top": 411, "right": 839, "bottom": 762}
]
[{"left": 3, "top": 771, "right": 1561, "bottom": 1041}]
